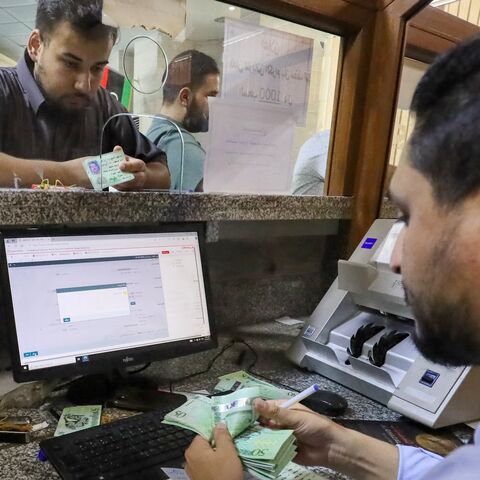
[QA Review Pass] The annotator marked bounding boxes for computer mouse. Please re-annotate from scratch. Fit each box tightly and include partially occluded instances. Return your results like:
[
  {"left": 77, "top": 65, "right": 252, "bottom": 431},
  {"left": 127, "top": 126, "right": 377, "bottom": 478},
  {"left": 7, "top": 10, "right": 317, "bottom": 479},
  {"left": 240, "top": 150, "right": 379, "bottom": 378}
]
[{"left": 300, "top": 390, "right": 348, "bottom": 416}]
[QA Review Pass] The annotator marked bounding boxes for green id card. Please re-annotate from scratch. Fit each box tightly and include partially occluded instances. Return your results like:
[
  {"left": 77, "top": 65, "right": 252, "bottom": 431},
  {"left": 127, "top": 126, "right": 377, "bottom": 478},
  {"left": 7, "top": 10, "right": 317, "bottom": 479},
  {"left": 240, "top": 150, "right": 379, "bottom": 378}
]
[{"left": 83, "top": 150, "right": 135, "bottom": 190}]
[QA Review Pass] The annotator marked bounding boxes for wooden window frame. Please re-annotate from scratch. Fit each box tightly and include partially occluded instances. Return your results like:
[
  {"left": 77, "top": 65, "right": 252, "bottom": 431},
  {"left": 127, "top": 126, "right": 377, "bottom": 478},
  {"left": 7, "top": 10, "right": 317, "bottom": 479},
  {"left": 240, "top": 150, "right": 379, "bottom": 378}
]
[
  {"left": 406, "top": 6, "right": 480, "bottom": 64},
  {"left": 226, "top": 1, "right": 478, "bottom": 252}
]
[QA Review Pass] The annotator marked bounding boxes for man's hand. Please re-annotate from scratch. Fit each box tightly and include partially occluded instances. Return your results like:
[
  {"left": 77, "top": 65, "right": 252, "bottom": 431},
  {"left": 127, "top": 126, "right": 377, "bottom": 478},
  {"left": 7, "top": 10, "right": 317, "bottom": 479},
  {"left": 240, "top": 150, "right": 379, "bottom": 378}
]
[
  {"left": 58, "top": 157, "right": 91, "bottom": 188},
  {"left": 255, "top": 398, "right": 342, "bottom": 467},
  {"left": 113, "top": 146, "right": 171, "bottom": 190},
  {"left": 255, "top": 399, "right": 399, "bottom": 480},
  {"left": 184, "top": 423, "right": 243, "bottom": 480},
  {"left": 111, "top": 146, "right": 147, "bottom": 190}
]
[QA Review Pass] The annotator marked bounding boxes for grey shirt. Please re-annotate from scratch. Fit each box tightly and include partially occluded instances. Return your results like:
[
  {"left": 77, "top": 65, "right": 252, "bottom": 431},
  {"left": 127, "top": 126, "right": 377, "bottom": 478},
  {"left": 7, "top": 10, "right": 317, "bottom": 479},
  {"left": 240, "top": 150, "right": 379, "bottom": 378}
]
[
  {"left": 0, "top": 52, "right": 166, "bottom": 164},
  {"left": 291, "top": 130, "right": 330, "bottom": 196},
  {"left": 147, "top": 117, "right": 205, "bottom": 191}
]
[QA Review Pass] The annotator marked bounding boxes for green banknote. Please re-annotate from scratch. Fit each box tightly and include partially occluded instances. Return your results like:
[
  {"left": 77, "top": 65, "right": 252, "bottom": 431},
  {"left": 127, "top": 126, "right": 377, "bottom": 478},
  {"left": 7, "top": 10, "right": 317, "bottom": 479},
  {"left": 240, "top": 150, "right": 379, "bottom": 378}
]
[
  {"left": 54, "top": 405, "right": 102, "bottom": 437},
  {"left": 162, "top": 383, "right": 298, "bottom": 480},
  {"left": 211, "top": 387, "right": 260, "bottom": 437},
  {"left": 214, "top": 371, "right": 273, "bottom": 392},
  {"left": 236, "top": 425, "right": 297, "bottom": 478},
  {"left": 214, "top": 371, "right": 297, "bottom": 401},
  {"left": 162, "top": 395, "right": 213, "bottom": 439},
  {"left": 163, "top": 388, "right": 261, "bottom": 440}
]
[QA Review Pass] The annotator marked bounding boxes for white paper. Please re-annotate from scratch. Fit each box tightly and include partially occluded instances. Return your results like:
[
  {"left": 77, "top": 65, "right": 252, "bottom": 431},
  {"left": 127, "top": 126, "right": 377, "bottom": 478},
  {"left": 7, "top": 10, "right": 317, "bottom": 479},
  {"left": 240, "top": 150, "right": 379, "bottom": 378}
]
[
  {"left": 275, "top": 316, "right": 305, "bottom": 327},
  {"left": 103, "top": 0, "right": 186, "bottom": 38},
  {"left": 204, "top": 98, "right": 296, "bottom": 194},
  {"left": 222, "top": 19, "right": 314, "bottom": 126},
  {"left": 161, "top": 468, "right": 189, "bottom": 480}
]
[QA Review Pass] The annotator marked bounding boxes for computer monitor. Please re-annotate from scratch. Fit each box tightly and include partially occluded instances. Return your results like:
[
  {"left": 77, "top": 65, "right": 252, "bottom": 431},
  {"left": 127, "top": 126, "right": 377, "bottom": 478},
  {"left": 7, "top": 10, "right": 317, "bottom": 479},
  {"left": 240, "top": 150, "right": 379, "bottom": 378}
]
[{"left": 0, "top": 224, "right": 216, "bottom": 384}]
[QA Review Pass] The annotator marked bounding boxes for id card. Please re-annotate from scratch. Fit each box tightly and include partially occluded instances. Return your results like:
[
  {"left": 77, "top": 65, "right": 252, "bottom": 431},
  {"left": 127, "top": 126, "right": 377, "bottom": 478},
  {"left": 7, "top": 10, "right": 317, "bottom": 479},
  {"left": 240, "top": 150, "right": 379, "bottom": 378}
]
[{"left": 83, "top": 150, "right": 134, "bottom": 190}]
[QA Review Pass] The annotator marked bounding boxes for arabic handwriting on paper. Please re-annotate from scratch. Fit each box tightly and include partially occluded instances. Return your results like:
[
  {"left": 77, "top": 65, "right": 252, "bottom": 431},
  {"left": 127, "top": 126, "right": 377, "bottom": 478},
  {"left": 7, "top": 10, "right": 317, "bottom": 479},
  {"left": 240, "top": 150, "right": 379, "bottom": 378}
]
[
  {"left": 82, "top": 150, "right": 134, "bottom": 190},
  {"left": 222, "top": 18, "right": 314, "bottom": 125}
]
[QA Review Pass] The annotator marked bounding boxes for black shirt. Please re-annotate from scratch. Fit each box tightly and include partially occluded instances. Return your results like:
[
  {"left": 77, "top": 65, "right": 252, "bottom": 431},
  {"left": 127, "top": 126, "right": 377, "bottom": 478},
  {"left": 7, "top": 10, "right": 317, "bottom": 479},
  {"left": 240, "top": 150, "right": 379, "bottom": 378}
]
[{"left": 0, "top": 52, "right": 166, "bottom": 164}]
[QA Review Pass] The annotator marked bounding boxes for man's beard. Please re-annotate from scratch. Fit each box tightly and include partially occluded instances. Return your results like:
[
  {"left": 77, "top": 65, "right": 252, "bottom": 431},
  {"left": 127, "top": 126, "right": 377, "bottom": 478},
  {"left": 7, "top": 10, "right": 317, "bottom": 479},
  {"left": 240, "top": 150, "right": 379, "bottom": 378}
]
[
  {"left": 183, "top": 98, "right": 208, "bottom": 133},
  {"left": 405, "top": 284, "right": 480, "bottom": 366},
  {"left": 35, "top": 65, "right": 92, "bottom": 114}
]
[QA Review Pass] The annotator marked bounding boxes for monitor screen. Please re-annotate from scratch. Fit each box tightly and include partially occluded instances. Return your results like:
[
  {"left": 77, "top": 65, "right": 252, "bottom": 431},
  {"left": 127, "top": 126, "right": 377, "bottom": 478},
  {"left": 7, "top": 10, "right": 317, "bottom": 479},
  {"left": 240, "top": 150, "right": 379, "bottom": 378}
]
[{"left": 0, "top": 224, "right": 216, "bottom": 382}]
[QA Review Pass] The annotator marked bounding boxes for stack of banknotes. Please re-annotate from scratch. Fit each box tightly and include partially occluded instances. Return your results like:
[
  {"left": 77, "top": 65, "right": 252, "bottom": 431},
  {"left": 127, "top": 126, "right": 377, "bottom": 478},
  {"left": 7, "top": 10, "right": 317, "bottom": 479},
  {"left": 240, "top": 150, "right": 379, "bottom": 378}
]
[{"left": 163, "top": 371, "right": 299, "bottom": 479}]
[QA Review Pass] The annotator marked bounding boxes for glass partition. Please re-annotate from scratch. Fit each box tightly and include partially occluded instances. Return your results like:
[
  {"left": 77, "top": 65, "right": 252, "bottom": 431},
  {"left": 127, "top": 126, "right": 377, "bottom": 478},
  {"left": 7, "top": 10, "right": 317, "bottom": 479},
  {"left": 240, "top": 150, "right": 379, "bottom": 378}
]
[{"left": 0, "top": 0, "right": 341, "bottom": 195}]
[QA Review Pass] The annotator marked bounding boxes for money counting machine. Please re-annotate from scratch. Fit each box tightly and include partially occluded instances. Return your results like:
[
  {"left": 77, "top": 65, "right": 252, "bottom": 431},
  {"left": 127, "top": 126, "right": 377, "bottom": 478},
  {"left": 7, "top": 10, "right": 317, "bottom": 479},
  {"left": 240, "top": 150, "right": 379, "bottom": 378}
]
[{"left": 287, "top": 219, "right": 480, "bottom": 427}]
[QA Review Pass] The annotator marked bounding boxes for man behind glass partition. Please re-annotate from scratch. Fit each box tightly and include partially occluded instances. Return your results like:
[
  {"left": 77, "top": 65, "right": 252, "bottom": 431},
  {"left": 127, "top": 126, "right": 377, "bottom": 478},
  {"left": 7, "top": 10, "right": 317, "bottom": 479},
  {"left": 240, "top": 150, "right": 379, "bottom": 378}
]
[
  {"left": 291, "top": 129, "right": 330, "bottom": 196},
  {"left": 0, "top": 0, "right": 170, "bottom": 190},
  {"left": 147, "top": 50, "right": 220, "bottom": 192},
  {"left": 184, "top": 36, "right": 480, "bottom": 480}
]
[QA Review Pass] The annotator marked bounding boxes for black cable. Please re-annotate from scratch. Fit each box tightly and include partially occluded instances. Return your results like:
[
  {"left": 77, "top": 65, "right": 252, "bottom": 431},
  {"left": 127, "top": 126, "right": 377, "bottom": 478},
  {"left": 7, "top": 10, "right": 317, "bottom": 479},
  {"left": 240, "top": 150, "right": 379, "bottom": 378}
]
[
  {"left": 127, "top": 363, "right": 151, "bottom": 375},
  {"left": 168, "top": 340, "right": 237, "bottom": 392},
  {"left": 168, "top": 338, "right": 260, "bottom": 392},
  {"left": 235, "top": 338, "right": 258, "bottom": 372}
]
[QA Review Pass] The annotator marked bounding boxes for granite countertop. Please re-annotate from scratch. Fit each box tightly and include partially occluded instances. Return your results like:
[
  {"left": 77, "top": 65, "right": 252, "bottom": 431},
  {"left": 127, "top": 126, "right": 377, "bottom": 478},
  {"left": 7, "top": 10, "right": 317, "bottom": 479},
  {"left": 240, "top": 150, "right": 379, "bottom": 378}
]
[
  {"left": 0, "top": 189, "right": 352, "bottom": 225},
  {"left": 379, "top": 198, "right": 396, "bottom": 219},
  {"left": 0, "top": 321, "right": 409, "bottom": 480}
]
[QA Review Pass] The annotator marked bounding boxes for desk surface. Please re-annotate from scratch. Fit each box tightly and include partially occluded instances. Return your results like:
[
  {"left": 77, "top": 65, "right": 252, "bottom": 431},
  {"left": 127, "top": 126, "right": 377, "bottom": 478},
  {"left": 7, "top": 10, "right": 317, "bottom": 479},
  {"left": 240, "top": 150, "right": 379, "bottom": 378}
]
[{"left": 0, "top": 322, "right": 405, "bottom": 480}]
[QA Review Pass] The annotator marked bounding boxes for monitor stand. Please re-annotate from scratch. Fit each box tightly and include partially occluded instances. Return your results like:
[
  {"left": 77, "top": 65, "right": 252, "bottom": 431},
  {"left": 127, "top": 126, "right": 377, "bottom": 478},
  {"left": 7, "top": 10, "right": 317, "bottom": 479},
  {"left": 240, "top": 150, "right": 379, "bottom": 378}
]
[{"left": 66, "top": 371, "right": 187, "bottom": 411}]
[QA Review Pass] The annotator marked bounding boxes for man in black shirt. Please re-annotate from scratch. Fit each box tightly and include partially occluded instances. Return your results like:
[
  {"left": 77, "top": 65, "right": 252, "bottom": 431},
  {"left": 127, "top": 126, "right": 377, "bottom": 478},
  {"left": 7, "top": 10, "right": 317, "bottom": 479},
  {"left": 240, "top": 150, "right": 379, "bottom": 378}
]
[{"left": 0, "top": 0, "right": 170, "bottom": 190}]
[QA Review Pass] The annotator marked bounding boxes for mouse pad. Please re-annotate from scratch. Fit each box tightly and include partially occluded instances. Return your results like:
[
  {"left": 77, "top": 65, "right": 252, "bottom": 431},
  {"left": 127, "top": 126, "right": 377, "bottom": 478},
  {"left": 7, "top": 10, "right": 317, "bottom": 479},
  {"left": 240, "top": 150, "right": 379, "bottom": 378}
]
[{"left": 335, "top": 419, "right": 469, "bottom": 456}]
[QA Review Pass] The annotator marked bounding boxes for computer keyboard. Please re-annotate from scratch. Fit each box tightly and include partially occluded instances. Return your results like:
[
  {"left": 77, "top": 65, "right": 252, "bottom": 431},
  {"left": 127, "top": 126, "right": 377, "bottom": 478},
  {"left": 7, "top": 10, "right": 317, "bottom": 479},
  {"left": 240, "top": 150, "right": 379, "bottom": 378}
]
[{"left": 40, "top": 408, "right": 196, "bottom": 480}]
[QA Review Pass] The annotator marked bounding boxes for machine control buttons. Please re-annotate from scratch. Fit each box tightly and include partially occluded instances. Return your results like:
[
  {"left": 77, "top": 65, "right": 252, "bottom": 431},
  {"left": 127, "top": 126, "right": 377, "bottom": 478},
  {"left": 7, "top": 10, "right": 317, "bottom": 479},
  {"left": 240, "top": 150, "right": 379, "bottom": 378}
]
[
  {"left": 419, "top": 370, "right": 440, "bottom": 388},
  {"left": 303, "top": 325, "right": 316, "bottom": 338}
]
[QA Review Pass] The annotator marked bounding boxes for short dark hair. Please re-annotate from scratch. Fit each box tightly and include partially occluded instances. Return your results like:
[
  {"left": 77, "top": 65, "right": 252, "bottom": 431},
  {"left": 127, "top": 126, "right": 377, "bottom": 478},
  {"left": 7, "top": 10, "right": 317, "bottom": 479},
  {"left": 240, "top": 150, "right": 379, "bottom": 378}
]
[
  {"left": 36, "top": 0, "right": 117, "bottom": 42},
  {"left": 162, "top": 50, "right": 220, "bottom": 104},
  {"left": 409, "top": 35, "right": 480, "bottom": 206}
]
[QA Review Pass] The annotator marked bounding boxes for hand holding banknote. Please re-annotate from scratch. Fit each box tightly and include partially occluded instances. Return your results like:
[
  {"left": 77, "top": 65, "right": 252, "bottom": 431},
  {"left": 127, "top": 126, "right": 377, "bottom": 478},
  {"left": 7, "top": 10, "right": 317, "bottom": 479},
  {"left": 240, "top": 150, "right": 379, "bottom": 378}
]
[
  {"left": 164, "top": 387, "right": 298, "bottom": 479},
  {"left": 184, "top": 423, "right": 243, "bottom": 480},
  {"left": 183, "top": 398, "right": 332, "bottom": 480},
  {"left": 254, "top": 399, "right": 342, "bottom": 467},
  {"left": 255, "top": 399, "right": 400, "bottom": 480}
]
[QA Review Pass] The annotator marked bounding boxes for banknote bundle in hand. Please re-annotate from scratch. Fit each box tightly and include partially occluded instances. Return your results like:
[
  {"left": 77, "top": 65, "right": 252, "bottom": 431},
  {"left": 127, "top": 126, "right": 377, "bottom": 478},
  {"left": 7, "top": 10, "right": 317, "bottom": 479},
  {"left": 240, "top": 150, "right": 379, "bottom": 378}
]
[{"left": 162, "top": 383, "right": 297, "bottom": 479}]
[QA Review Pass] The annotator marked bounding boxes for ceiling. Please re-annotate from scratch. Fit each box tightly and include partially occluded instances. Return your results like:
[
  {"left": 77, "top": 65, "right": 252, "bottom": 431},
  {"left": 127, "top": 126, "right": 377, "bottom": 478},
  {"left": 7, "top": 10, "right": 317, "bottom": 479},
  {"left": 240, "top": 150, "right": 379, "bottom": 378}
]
[
  {"left": 0, "top": 0, "right": 240, "bottom": 63},
  {"left": 0, "top": 0, "right": 36, "bottom": 61},
  {"left": 0, "top": 1, "right": 322, "bottom": 63}
]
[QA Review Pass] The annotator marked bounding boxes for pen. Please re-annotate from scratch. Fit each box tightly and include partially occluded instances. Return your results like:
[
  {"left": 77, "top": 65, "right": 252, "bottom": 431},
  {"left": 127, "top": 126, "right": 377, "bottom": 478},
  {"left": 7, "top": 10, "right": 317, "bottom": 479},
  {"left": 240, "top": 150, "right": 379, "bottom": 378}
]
[{"left": 280, "top": 384, "right": 320, "bottom": 408}]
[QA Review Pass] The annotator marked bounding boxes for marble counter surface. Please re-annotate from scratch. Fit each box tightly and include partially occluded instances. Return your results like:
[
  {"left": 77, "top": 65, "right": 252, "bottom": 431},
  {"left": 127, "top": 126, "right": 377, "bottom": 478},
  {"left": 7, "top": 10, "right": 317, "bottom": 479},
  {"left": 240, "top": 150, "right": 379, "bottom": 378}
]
[
  {"left": 0, "top": 321, "right": 408, "bottom": 480},
  {"left": 0, "top": 189, "right": 352, "bottom": 225}
]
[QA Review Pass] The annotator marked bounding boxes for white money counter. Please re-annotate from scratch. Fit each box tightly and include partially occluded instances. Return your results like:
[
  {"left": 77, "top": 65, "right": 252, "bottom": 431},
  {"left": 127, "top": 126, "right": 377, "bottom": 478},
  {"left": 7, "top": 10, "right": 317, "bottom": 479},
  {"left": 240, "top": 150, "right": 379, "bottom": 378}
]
[{"left": 287, "top": 219, "right": 480, "bottom": 428}]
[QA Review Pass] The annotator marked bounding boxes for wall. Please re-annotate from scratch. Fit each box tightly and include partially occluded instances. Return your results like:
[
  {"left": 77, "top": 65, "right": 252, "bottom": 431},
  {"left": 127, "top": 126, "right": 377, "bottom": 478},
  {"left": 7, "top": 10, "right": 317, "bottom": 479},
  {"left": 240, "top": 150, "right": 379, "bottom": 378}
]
[{"left": 205, "top": 220, "right": 346, "bottom": 329}]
